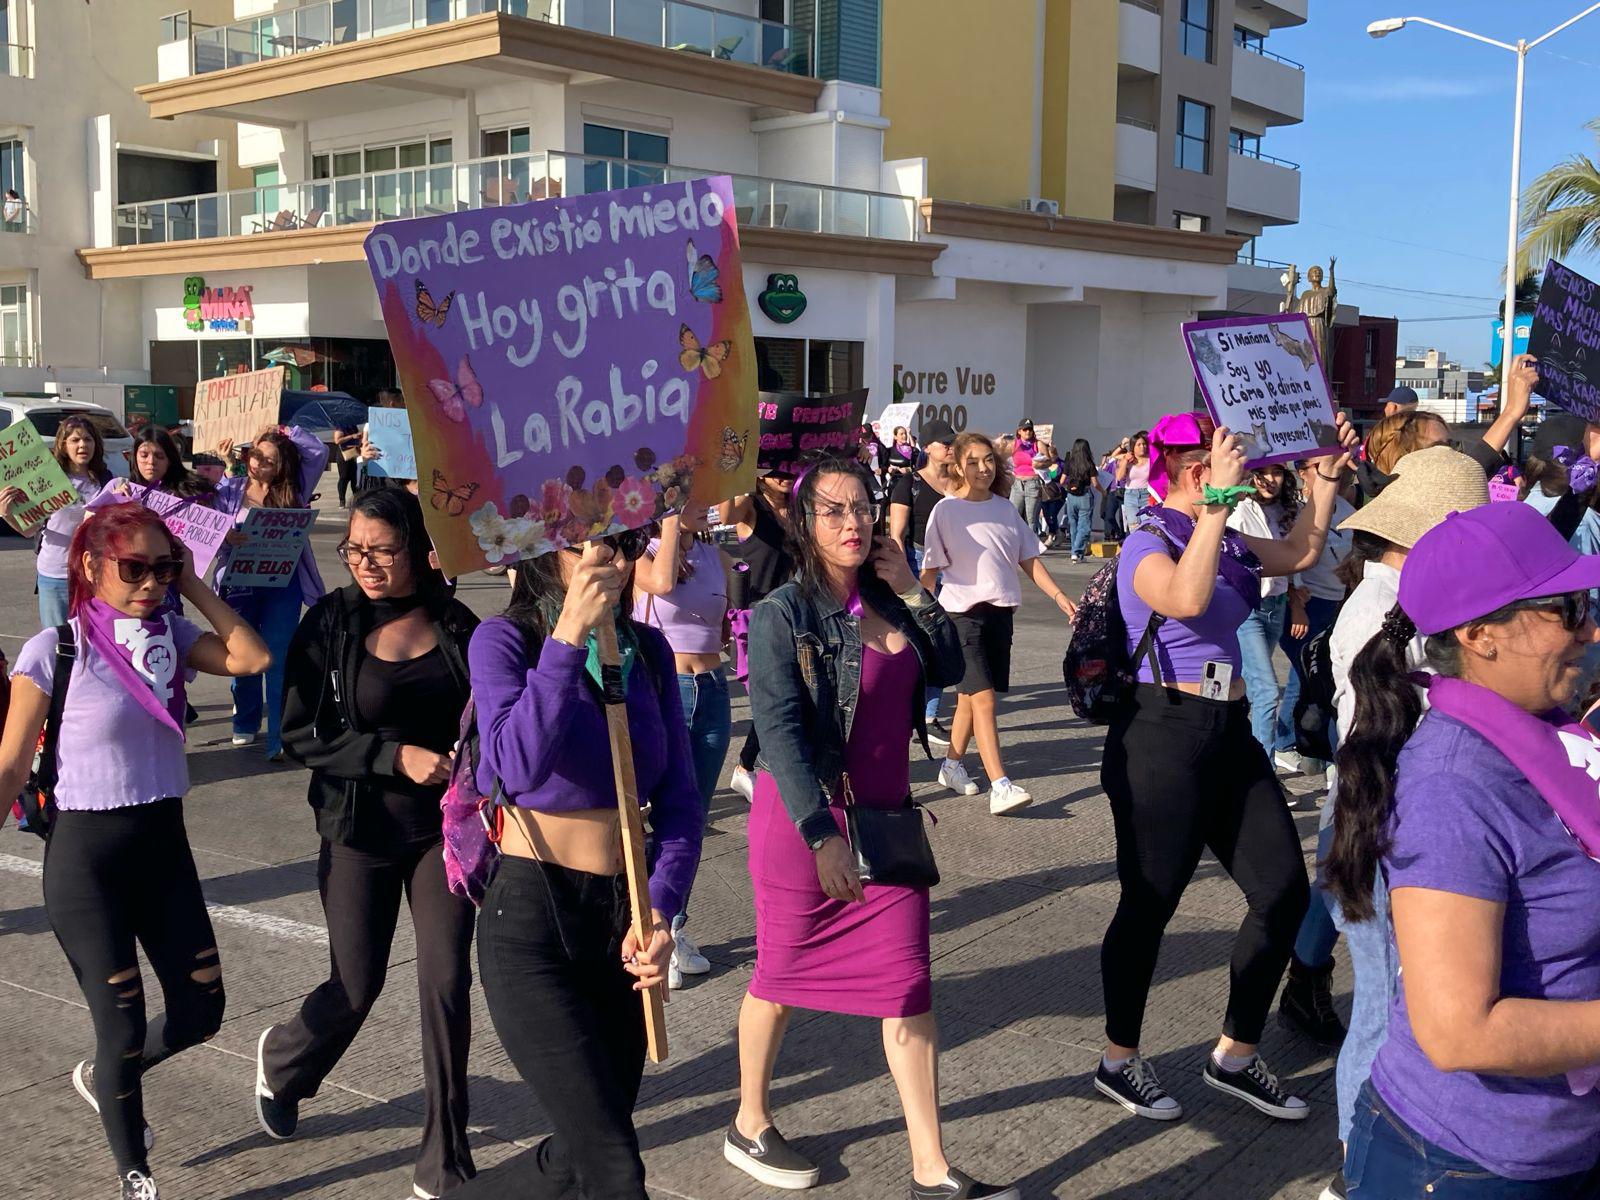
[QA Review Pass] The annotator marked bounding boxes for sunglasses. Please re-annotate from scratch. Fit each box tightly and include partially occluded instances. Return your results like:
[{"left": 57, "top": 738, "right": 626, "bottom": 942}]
[
  {"left": 560, "top": 532, "right": 649, "bottom": 562},
  {"left": 1515, "top": 591, "right": 1591, "bottom": 632},
  {"left": 108, "top": 555, "right": 182, "bottom": 585}
]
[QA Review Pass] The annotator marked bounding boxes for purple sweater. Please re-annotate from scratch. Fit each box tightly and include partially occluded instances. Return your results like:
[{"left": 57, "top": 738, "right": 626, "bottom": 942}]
[{"left": 468, "top": 616, "right": 704, "bottom": 917}]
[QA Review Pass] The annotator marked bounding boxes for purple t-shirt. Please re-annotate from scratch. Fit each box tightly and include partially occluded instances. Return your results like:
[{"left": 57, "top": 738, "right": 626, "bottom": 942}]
[
  {"left": 35, "top": 475, "right": 106, "bottom": 580},
  {"left": 12, "top": 616, "right": 204, "bottom": 810},
  {"left": 1372, "top": 710, "right": 1600, "bottom": 1181},
  {"left": 1116, "top": 529, "right": 1251, "bottom": 684},
  {"left": 632, "top": 538, "right": 727, "bottom": 656}
]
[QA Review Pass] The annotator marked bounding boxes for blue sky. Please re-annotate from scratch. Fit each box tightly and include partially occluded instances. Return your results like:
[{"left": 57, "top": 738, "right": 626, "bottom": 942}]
[{"left": 1259, "top": 1, "right": 1600, "bottom": 367}]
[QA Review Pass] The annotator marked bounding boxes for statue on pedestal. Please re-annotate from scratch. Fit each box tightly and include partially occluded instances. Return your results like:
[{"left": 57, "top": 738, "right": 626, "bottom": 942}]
[{"left": 1281, "top": 257, "right": 1337, "bottom": 374}]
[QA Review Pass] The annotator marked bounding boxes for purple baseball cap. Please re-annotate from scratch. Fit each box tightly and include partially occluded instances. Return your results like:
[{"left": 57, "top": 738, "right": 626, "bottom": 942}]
[{"left": 1399, "top": 502, "right": 1600, "bottom": 635}]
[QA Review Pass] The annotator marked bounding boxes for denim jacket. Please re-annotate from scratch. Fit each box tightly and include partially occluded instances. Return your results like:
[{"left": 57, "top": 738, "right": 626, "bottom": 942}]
[{"left": 747, "top": 575, "right": 964, "bottom": 845}]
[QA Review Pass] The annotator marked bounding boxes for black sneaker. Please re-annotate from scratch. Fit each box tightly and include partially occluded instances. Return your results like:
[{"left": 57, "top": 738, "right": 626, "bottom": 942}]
[
  {"left": 1279, "top": 956, "right": 1349, "bottom": 1047},
  {"left": 927, "top": 719, "right": 951, "bottom": 748},
  {"left": 723, "top": 1118, "right": 820, "bottom": 1190},
  {"left": 1317, "top": 1169, "right": 1348, "bottom": 1200},
  {"left": 254, "top": 1027, "right": 299, "bottom": 1140},
  {"left": 74, "top": 1061, "right": 155, "bottom": 1152},
  {"left": 1201, "top": 1054, "right": 1309, "bottom": 1120},
  {"left": 120, "top": 1167, "right": 159, "bottom": 1200},
  {"left": 1093, "top": 1055, "right": 1183, "bottom": 1121},
  {"left": 910, "top": 1167, "right": 1022, "bottom": 1199}
]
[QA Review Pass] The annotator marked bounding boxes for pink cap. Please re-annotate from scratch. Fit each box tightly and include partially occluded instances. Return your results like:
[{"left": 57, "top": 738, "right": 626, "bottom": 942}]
[{"left": 1147, "top": 411, "right": 1212, "bottom": 500}]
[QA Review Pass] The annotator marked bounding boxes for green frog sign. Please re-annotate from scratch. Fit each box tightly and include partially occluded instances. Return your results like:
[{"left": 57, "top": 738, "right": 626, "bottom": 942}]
[{"left": 757, "top": 273, "right": 807, "bottom": 324}]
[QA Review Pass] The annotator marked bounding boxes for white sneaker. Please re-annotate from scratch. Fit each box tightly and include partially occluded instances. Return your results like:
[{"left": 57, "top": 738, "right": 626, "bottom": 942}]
[
  {"left": 989, "top": 780, "right": 1032, "bottom": 815},
  {"left": 231, "top": 732, "right": 257, "bottom": 747},
  {"left": 1274, "top": 750, "right": 1302, "bottom": 775},
  {"left": 939, "top": 758, "right": 979, "bottom": 796},
  {"left": 668, "top": 958, "right": 685, "bottom": 991},
  {"left": 673, "top": 930, "right": 710, "bottom": 975},
  {"left": 730, "top": 766, "right": 756, "bottom": 803}
]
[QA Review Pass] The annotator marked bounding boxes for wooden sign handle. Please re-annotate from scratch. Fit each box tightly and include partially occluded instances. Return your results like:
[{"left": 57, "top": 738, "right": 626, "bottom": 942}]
[{"left": 595, "top": 612, "right": 669, "bottom": 1063}]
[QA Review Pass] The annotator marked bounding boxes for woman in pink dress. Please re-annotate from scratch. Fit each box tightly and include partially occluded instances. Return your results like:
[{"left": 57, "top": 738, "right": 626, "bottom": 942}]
[{"left": 727, "top": 454, "right": 1018, "bottom": 1200}]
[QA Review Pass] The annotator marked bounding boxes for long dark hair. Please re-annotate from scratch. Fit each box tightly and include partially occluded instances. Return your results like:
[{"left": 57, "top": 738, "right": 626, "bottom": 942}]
[
  {"left": 53, "top": 415, "right": 111, "bottom": 485},
  {"left": 253, "top": 430, "right": 303, "bottom": 509},
  {"left": 1066, "top": 438, "right": 1095, "bottom": 489},
  {"left": 132, "top": 426, "right": 215, "bottom": 499},
  {"left": 502, "top": 530, "right": 651, "bottom": 642},
  {"left": 1326, "top": 601, "right": 1521, "bottom": 921},
  {"left": 786, "top": 453, "right": 880, "bottom": 600},
  {"left": 1334, "top": 530, "right": 1387, "bottom": 592},
  {"left": 347, "top": 487, "right": 449, "bottom": 603}
]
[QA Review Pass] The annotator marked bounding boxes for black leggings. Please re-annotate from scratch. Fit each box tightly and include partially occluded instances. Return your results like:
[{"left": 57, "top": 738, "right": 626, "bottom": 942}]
[
  {"left": 454, "top": 857, "right": 647, "bottom": 1199},
  {"left": 336, "top": 455, "right": 358, "bottom": 505},
  {"left": 738, "top": 727, "right": 760, "bottom": 773},
  {"left": 263, "top": 839, "right": 476, "bottom": 1194},
  {"left": 44, "top": 799, "right": 224, "bottom": 1173},
  {"left": 1099, "top": 685, "right": 1309, "bottom": 1048}
]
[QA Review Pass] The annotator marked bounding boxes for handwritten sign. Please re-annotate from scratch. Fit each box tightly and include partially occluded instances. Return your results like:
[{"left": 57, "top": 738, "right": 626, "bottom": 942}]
[
  {"left": 364, "top": 407, "right": 416, "bottom": 479},
  {"left": 193, "top": 366, "right": 285, "bottom": 452},
  {"left": 1182, "top": 314, "right": 1340, "bottom": 467},
  {"left": 128, "top": 485, "right": 233, "bottom": 576},
  {"left": 1489, "top": 479, "right": 1519, "bottom": 503},
  {"left": 217, "top": 506, "right": 315, "bottom": 590},
  {"left": 1528, "top": 259, "right": 1600, "bottom": 422},
  {"left": 0, "top": 418, "right": 77, "bottom": 535},
  {"left": 873, "top": 401, "right": 920, "bottom": 442},
  {"left": 757, "top": 389, "right": 869, "bottom": 477},
  {"left": 363, "top": 175, "right": 758, "bottom": 577},
  {"left": 1032, "top": 423, "right": 1055, "bottom": 445}
]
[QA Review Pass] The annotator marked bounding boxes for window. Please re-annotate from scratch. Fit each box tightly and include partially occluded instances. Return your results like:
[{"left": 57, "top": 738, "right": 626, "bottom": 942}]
[
  {"left": 582, "top": 123, "right": 670, "bottom": 192},
  {"left": 1228, "top": 128, "right": 1260, "bottom": 158},
  {"left": 1233, "top": 25, "right": 1264, "bottom": 52},
  {"left": 480, "top": 126, "right": 531, "bottom": 158},
  {"left": 159, "top": 10, "right": 190, "bottom": 43},
  {"left": 1175, "top": 99, "right": 1211, "bottom": 173},
  {"left": 0, "top": 283, "right": 30, "bottom": 366},
  {"left": 753, "top": 337, "right": 865, "bottom": 396},
  {"left": 1174, "top": 212, "right": 1208, "bottom": 233},
  {"left": 311, "top": 138, "right": 452, "bottom": 218},
  {"left": 0, "top": 138, "right": 21, "bottom": 200},
  {"left": 250, "top": 164, "right": 281, "bottom": 222},
  {"left": 1180, "top": 0, "right": 1212, "bottom": 62}
]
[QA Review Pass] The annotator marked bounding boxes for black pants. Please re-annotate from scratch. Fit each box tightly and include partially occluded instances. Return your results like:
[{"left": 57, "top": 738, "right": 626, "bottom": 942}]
[
  {"left": 44, "top": 799, "right": 225, "bottom": 1172},
  {"left": 263, "top": 839, "right": 476, "bottom": 1194},
  {"left": 336, "top": 456, "right": 358, "bottom": 506},
  {"left": 1099, "top": 685, "right": 1309, "bottom": 1048},
  {"left": 738, "top": 727, "right": 760, "bottom": 773},
  {"left": 455, "top": 857, "right": 647, "bottom": 1199}
]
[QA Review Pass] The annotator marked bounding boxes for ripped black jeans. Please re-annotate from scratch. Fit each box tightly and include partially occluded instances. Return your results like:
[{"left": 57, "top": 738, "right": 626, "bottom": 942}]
[{"left": 44, "top": 799, "right": 225, "bottom": 1173}]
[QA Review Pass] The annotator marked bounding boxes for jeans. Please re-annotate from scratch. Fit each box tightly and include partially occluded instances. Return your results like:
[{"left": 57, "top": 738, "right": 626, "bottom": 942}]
[
  {"left": 1345, "top": 1081, "right": 1600, "bottom": 1198},
  {"left": 263, "top": 839, "right": 476, "bottom": 1195},
  {"left": 1065, "top": 492, "right": 1094, "bottom": 557},
  {"left": 227, "top": 584, "right": 303, "bottom": 755},
  {"left": 456, "top": 858, "right": 647, "bottom": 1199},
  {"left": 1238, "top": 593, "right": 1288, "bottom": 755},
  {"left": 1292, "top": 820, "right": 1340, "bottom": 968},
  {"left": 1039, "top": 497, "right": 1064, "bottom": 540},
  {"left": 37, "top": 573, "right": 68, "bottom": 628},
  {"left": 1276, "top": 595, "right": 1342, "bottom": 756},
  {"left": 1330, "top": 868, "right": 1397, "bottom": 1144},
  {"left": 44, "top": 800, "right": 224, "bottom": 1172},
  {"left": 1104, "top": 488, "right": 1126, "bottom": 539},
  {"left": 675, "top": 669, "right": 731, "bottom": 924},
  {"left": 1011, "top": 475, "right": 1041, "bottom": 532},
  {"left": 1122, "top": 486, "right": 1151, "bottom": 532}
]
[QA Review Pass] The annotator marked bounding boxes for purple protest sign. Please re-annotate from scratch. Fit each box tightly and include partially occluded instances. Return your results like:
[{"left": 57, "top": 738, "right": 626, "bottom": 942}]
[{"left": 130, "top": 486, "right": 233, "bottom": 576}]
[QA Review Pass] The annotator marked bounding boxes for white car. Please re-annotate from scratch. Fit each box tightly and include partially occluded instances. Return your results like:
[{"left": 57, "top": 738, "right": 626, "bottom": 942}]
[{"left": 0, "top": 397, "right": 134, "bottom": 477}]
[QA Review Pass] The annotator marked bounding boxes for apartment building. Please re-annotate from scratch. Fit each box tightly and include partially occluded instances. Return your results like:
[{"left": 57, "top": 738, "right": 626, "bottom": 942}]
[{"left": 0, "top": 1, "right": 238, "bottom": 390}]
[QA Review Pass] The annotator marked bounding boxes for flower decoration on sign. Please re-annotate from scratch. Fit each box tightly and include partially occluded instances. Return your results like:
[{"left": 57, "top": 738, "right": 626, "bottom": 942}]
[{"left": 469, "top": 502, "right": 553, "bottom": 564}]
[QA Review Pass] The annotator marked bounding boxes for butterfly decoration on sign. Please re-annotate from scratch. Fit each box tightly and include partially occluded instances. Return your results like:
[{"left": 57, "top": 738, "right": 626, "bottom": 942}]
[
  {"left": 685, "top": 240, "right": 723, "bottom": 304},
  {"left": 678, "top": 325, "right": 732, "bottom": 380},
  {"left": 430, "top": 469, "right": 481, "bottom": 517},
  {"left": 428, "top": 355, "right": 484, "bottom": 423},
  {"left": 413, "top": 279, "right": 455, "bottom": 328},
  {"left": 718, "top": 426, "right": 749, "bottom": 472}
]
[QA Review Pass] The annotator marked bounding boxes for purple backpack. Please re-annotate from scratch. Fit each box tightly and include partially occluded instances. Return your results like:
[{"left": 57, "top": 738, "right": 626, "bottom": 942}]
[{"left": 439, "top": 694, "right": 502, "bottom": 906}]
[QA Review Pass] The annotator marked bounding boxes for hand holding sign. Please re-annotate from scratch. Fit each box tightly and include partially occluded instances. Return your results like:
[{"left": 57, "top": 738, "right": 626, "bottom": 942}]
[{"left": 0, "top": 419, "right": 79, "bottom": 535}]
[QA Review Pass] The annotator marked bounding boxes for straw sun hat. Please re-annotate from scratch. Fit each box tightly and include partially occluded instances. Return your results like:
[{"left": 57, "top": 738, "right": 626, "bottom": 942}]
[{"left": 1338, "top": 445, "right": 1491, "bottom": 549}]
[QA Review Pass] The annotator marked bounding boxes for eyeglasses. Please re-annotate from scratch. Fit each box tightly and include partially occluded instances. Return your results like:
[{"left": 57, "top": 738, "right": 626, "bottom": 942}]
[
  {"left": 108, "top": 556, "right": 181, "bottom": 585},
  {"left": 338, "top": 543, "right": 399, "bottom": 567},
  {"left": 1515, "top": 591, "right": 1591, "bottom": 632},
  {"left": 810, "top": 502, "right": 879, "bottom": 528}
]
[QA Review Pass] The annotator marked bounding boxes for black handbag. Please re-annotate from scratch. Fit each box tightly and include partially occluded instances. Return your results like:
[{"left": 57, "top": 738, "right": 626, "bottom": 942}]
[{"left": 839, "top": 774, "right": 939, "bottom": 888}]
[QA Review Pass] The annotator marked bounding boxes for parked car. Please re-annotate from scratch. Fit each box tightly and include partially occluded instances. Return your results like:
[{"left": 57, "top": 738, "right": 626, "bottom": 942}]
[{"left": 0, "top": 396, "right": 133, "bottom": 477}]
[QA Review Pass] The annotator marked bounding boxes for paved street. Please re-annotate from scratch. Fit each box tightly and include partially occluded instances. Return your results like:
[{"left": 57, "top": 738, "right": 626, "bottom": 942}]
[{"left": 1, "top": 496, "right": 1345, "bottom": 1200}]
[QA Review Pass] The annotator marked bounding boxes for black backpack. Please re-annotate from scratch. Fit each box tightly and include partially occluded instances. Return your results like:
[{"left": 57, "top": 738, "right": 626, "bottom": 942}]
[
  {"left": 1061, "top": 525, "right": 1178, "bottom": 722},
  {"left": 14, "top": 623, "right": 74, "bottom": 839},
  {"left": 1291, "top": 622, "right": 1337, "bottom": 763}
]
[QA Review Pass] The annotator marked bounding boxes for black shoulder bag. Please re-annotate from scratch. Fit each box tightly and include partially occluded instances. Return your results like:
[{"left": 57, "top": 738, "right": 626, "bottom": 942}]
[
  {"left": 19, "top": 623, "right": 75, "bottom": 840},
  {"left": 840, "top": 773, "right": 940, "bottom": 889}
]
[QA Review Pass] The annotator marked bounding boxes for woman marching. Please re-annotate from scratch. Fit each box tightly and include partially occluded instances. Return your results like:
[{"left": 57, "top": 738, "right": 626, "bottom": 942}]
[
  {"left": 0, "top": 415, "right": 115, "bottom": 626},
  {"left": 0, "top": 502, "right": 269, "bottom": 1199},
  {"left": 1227, "top": 463, "right": 1299, "bottom": 757},
  {"left": 1328, "top": 502, "right": 1600, "bottom": 1196},
  {"left": 1062, "top": 439, "right": 1100, "bottom": 564},
  {"left": 921, "top": 432, "right": 1076, "bottom": 814},
  {"left": 214, "top": 427, "right": 328, "bottom": 760},
  {"left": 728, "top": 454, "right": 1017, "bottom": 1200},
  {"left": 263, "top": 488, "right": 479, "bottom": 1198},
  {"left": 633, "top": 504, "right": 734, "bottom": 989},
  {"left": 453, "top": 531, "right": 700, "bottom": 1199},
  {"left": 1116, "top": 430, "right": 1153, "bottom": 532},
  {"left": 1094, "top": 410, "right": 1357, "bottom": 1124},
  {"left": 125, "top": 427, "right": 217, "bottom": 502}
]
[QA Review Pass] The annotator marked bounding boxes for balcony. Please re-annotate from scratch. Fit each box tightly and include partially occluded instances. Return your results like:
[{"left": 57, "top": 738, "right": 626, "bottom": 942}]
[
  {"left": 1117, "top": 0, "right": 1159, "bottom": 77},
  {"left": 0, "top": 204, "right": 33, "bottom": 235},
  {"left": 142, "top": 0, "right": 822, "bottom": 120},
  {"left": 1227, "top": 149, "right": 1300, "bottom": 225},
  {"left": 0, "top": 42, "right": 29, "bottom": 78},
  {"left": 1114, "top": 116, "right": 1157, "bottom": 192},
  {"left": 1232, "top": 40, "right": 1305, "bottom": 125},
  {"left": 1236, "top": 0, "right": 1307, "bottom": 28}
]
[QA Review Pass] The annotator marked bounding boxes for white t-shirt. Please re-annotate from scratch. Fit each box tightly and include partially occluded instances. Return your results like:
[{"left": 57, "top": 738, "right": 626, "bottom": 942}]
[
  {"left": 1295, "top": 497, "right": 1356, "bottom": 602},
  {"left": 1227, "top": 497, "right": 1288, "bottom": 599},
  {"left": 921, "top": 492, "right": 1043, "bottom": 613}
]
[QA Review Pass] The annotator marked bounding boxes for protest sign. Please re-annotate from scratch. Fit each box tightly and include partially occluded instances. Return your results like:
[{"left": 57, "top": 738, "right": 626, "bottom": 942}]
[
  {"left": 363, "top": 175, "right": 758, "bottom": 577},
  {"left": 128, "top": 485, "right": 233, "bottom": 576},
  {"left": 193, "top": 366, "right": 285, "bottom": 453},
  {"left": 365, "top": 407, "right": 417, "bottom": 479},
  {"left": 873, "top": 401, "right": 920, "bottom": 442},
  {"left": 757, "top": 389, "right": 869, "bottom": 477},
  {"left": 0, "top": 418, "right": 77, "bottom": 535},
  {"left": 1488, "top": 479, "right": 1519, "bottom": 503},
  {"left": 1528, "top": 259, "right": 1600, "bottom": 422},
  {"left": 216, "top": 506, "right": 315, "bottom": 590},
  {"left": 1032, "top": 423, "right": 1055, "bottom": 444},
  {"left": 1182, "top": 313, "right": 1341, "bottom": 467}
]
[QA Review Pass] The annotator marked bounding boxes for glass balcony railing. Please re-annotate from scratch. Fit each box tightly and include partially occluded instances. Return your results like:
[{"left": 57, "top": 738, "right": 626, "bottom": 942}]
[
  {"left": 177, "top": 0, "right": 812, "bottom": 78},
  {"left": 0, "top": 43, "right": 30, "bottom": 77},
  {"left": 112, "top": 150, "right": 918, "bottom": 247}
]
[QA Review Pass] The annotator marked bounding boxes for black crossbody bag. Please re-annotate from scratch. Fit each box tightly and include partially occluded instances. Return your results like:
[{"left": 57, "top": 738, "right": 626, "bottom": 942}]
[
  {"left": 839, "top": 772, "right": 940, "bottom": 889},
  {"left": 18, "top": 623, "right": 75, "bottom": 840}
]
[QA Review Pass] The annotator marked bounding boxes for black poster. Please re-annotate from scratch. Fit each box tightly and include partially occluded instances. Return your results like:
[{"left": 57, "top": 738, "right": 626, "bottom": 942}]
[
  {"left": 1529, "top": 258, "right": 1600, "bottom": 422},
  {"left": 756, "top": 388, "right": 869, "bottom": 477}
]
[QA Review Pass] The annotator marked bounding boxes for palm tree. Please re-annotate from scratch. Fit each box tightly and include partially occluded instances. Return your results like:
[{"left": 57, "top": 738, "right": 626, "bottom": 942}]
[{"left": 1517, "top": 118, "right": 1600, "bottom": 279}]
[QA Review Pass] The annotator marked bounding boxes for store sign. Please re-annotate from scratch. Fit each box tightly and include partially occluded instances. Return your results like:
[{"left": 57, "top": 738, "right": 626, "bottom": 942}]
[
  {"left": 183, "top": 275, "right": 255, "bottom": 333},
  {"left": 758, "top": 273, "right": 807, "bottom": 324}
]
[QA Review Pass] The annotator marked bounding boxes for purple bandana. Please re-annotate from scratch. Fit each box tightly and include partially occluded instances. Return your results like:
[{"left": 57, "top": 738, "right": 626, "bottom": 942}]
[
  {"left": 1551, "top": 445, "right": 1598, "bottom": 495},
  {"left": 1136, "top": 505, "right": 1263, "bottom": 612},
  {"left": 80, "top": 598, "right": 188, "bottom": 740}
]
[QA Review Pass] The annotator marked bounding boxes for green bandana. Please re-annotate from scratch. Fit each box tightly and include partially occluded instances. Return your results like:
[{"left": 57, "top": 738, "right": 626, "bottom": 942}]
[
  {"left": 1202, "top": 484, "right": 1258, "bottom": 509},
  {"left": 542, "top": 599, "right": 637, "bottom": 693}
]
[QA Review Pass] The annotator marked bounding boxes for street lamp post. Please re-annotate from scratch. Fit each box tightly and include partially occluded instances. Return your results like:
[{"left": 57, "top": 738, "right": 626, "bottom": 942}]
[{"left": 1368, "top": 5, "right": 1600, "bottom": 407}]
